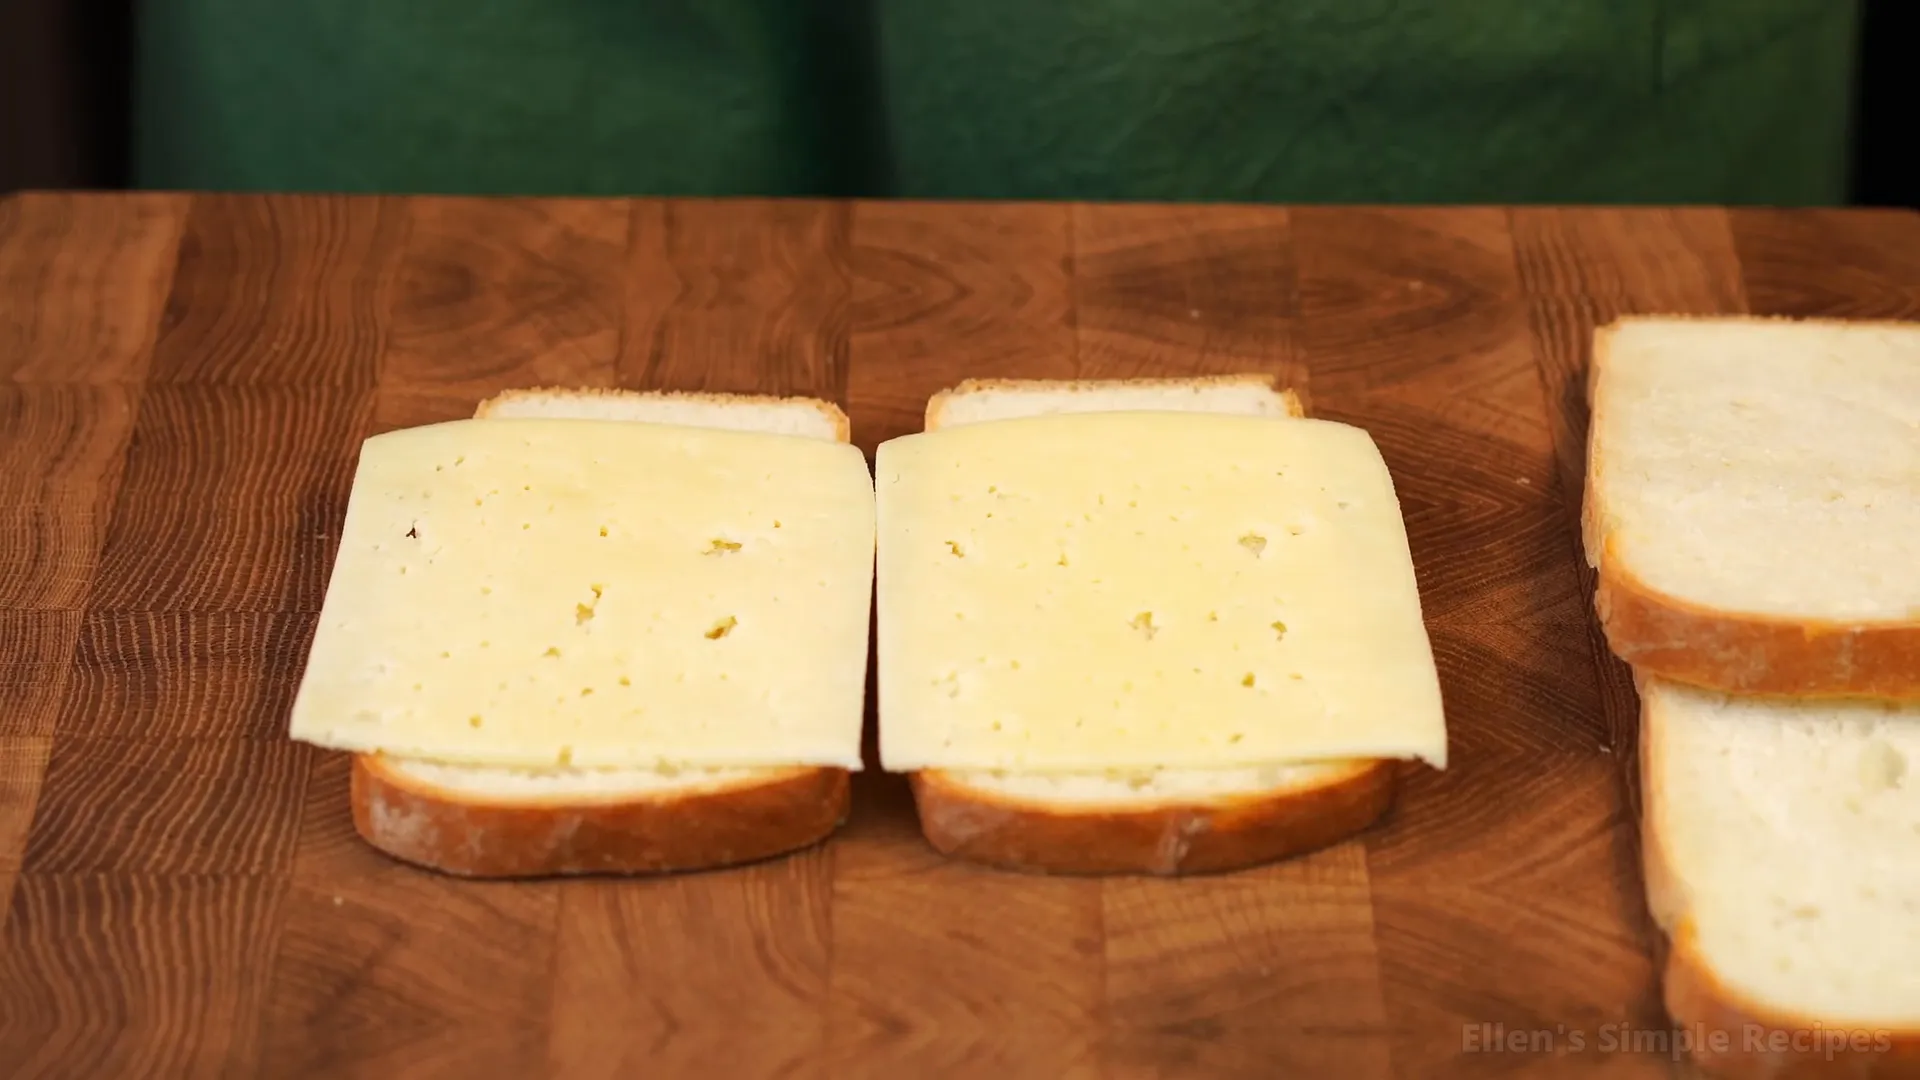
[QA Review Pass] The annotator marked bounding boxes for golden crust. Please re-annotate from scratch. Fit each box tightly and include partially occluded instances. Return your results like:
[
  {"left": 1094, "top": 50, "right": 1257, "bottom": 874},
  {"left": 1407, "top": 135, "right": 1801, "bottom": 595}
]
[
  {"left": 1584, "top": 320, "right": 1920, "bottom": 700},
  {"left": 1639, "top": 693, "right": 1920, "bottom": 1079},
  {"left": 910, "top": 376, "right": 1401, "bottom": 874},
  {"left": 910, "top": 761, "right": 1397, "bottom": 876},
  {"left": 351, "top": 755, "right": 850, "bottom": 878},
  {"left": 1594, "top": 559, "right": 1920, "bottom": 700}
]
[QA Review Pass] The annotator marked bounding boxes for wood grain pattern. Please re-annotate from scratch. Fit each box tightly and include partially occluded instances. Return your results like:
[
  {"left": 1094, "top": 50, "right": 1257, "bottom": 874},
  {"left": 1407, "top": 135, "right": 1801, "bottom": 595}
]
[
  {"left": 1509, "top": 207, "right": 1749, "bottom": 801},
  {"left": 623, "top": 199, "right": 853, "bottom": 399},
  {"left": 89, "top": 387, "right": 372, "bottom": 612},
  {"left": 376, "top": 198, "right": 625, "bottom": 433},
  {"left": 23, "top": 738, "right": 310, "bottom": 874},
  {"left": 1288, "top": 207, "right": 1662, "bottom": 1079},
  {"left": 846, "top": 201, "right": 1076, "bottom": 449},
  {"left": 828, "top": 830, "right": 1104, "bottom": 1077},
  {"left": 1729, "top": 208, "right": 1920, "bottom": 319},
  {"left": 832, "top": 201, "right": 1105, "bottom": 1077},
  {"left": 0, "top": 873, "right": 286, "bottom": 1079},
  {"left": 261, "top": 873, "right": 558, "bottom": 1079},
  {"left": 1102, "top": 847, "right": 1391, "bottom": 1079},
  {"left": 0, "top": 735, "right": 51, "bottom": 933},
  {"left": 0, "top": 192, "right": 1914, "bottom": 1078},
  {"left": 0, "top": 611, "right": 80, "bottom": 737},
  {"left": 550, "top": 863, "right": 832, "bottom": 1078},
  {"left": 149, "top": 195, "right": 408, "bottom": 386},
  {"left": 0, "top": 385, "right": 140, "bottom": 609},
  {"left": 0, "top": 193, "right": 186, "bottom": 384},
  {"left": 54, "top": 613, "right": 316, "bottom": 738},
  {"left": 1072, "top": 203, "right": 1304, "bottom": 386}
]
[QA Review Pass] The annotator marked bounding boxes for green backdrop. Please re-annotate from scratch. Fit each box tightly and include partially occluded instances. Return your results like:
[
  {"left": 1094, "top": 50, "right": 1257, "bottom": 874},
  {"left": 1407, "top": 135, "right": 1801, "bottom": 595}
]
[{"left": 134, "top": 0, "right": 1861, "bottom": 204}]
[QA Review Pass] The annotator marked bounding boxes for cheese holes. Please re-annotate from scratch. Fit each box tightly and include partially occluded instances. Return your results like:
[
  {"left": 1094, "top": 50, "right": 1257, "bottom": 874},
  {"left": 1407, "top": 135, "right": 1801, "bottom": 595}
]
[
  {"left": 576, "top": 584, "right": 604, "bottom": 626},
  {"left": 706, "top": 616, "right": 738, "bottom": 640},
  {"left": 706, "top": 538, "right": 742, "bottom": 555},
  {"left": 1272, "top": 620, "right": 1288, "bottom": 641},
  {"left": 1239, "top": 532, "right": 1267, "bottom": 557}
]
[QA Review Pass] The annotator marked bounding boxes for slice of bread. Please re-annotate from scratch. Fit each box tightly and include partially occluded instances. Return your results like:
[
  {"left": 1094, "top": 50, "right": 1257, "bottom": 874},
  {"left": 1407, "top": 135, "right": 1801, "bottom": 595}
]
[
  {"left": 1639, "top": 676, "right": 1920, "bottom": 1078},
  {"left": 1583, "top": 316, "right": 1920, "bottom": 699},
  {"left": 349, "top": 388, "right": 855, "bottom": 877},
  {"left": 906, "top": 375, "right": 1399, "bottom": 875}
]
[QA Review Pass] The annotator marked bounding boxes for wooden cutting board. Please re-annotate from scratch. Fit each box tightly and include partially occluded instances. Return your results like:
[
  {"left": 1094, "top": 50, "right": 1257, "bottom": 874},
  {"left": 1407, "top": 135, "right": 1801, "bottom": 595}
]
[{"left": 1, "top": 193, "right": 1915, "bottom": 1079}]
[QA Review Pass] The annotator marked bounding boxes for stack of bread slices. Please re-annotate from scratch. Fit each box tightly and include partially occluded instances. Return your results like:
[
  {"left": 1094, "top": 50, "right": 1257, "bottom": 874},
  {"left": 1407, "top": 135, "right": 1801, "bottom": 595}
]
[{"left": 1582, "top": 316, "right": 1920, "bottom": 1079}]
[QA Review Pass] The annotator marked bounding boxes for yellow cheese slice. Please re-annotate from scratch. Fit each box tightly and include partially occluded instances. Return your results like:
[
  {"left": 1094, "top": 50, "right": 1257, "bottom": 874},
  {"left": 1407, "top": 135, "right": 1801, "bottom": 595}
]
[
  {"left": 289, "top": 417, "right": 875, "bottom": 770},
  {"left": 874, "top": 411, "right": 1447, "bottom": 772}
]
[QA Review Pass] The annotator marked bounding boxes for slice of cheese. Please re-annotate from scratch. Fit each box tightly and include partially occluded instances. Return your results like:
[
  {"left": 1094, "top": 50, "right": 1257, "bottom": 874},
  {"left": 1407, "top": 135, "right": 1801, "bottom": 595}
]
[
  {"left": 289, "top": 417, "right": 874, "bottom": 770},
  {"left": 874, "top": 410, "right": 1447, "bottom": 772}
]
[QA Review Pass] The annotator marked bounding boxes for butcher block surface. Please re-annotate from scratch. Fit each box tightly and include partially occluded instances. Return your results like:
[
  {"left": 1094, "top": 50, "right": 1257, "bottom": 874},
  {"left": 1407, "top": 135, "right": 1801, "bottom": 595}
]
[{"left": 1, "top": 193, "right": 1916, "bottom": 1078}]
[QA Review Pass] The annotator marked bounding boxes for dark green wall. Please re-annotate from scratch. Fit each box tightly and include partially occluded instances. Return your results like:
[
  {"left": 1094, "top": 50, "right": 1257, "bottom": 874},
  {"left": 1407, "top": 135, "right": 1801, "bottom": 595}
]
[{"left": 135, "top": 0, "right": 1861, "bottom": 204}]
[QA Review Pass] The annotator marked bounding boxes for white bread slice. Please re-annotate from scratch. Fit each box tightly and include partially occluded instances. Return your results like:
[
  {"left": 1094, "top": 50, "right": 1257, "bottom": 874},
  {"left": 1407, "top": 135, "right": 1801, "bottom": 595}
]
[
  {"left": 907, "top": 375, "right": 1398, "bottom": 875},
  {"left": 349, "top": 388, "right": 854, "bottom": 877},
  {"left": 1640, "top": 676, "right": 1920, "bottom": 1077},
  {"left": 1583, "top": 316, "right": 1920, "bottom": 699}
]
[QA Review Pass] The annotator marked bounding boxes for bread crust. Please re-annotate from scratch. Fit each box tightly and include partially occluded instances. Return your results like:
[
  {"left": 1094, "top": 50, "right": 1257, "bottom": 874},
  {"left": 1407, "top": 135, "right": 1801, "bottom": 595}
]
[
  {"left": 1584, "top": 319, "right": 1920, "bottom": 700},
  {"left": 352, "top": 756, "right": 850, "bottom": 878},
  {"left": 925, "top": 374, "right": 1302, "bottom": 431},
  {"left": 343, "top": 387, "right": 855, "bottom": 877},
  {"left": 476, "top": 386, "right": 852, "bottom": 442},
  {"left": 910, "top": 761, "right": 1397, "bottom": 876},
  {"left": 908, "top": 375, "right": 1402, "bottom": 875},
  {"left": 1592, "top": 559, "right": 1920, "bottom": 700},
  {"left": 1639, "top": 691, "right": 1920, "bottom": 1078}
]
